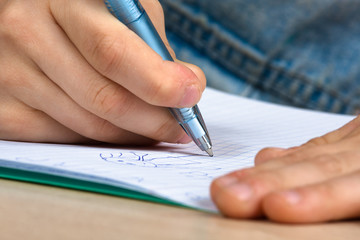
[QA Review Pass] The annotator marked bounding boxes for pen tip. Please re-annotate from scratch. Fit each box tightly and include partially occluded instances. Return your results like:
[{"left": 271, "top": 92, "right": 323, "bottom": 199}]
[{"left": 206, "top": 148, "right": 214, "bottom": 157}]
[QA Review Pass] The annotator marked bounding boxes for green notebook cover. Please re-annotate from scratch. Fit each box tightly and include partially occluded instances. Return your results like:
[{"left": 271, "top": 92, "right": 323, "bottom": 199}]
[{"left": 0, "top": 166, "right": 188, "bottom": 209}]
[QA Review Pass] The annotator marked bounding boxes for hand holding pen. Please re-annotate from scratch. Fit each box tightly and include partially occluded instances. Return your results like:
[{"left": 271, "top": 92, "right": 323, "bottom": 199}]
[
  {"left": 104, "top": 0, "right": 213, "bottom": 156},
  {"left": 0, "top": 0, "right": 207, "bottom": 148}
]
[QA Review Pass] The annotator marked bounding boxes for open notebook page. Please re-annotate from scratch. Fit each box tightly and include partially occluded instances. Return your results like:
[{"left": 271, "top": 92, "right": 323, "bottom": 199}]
[{"left": 0, "top": 88, "right": 354, "bottom": 212}]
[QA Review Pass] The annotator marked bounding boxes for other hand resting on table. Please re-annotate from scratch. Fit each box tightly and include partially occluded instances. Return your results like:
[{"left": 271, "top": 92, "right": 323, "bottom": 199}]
[{"left": 211, "top": 115, "right": 360, "bottom": 223}]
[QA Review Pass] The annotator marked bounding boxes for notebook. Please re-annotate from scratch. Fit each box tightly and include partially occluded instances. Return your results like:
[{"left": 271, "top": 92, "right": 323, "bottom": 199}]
[{"left": 0, "top": 88, "right": 354, "bottom": 212}]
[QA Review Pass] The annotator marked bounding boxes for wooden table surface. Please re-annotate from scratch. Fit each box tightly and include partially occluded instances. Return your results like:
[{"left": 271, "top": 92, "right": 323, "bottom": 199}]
[{"left": 1, "top": 178, "right": 359, "bottom": 240}]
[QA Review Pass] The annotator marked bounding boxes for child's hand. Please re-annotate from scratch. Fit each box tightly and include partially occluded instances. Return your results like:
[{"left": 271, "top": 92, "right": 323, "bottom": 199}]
[
  {"left": 211, "top": 115, "right": 360, "bottom": 223},
  {"left": 0, "top": 0, "right": 205, "bottom": 144}
]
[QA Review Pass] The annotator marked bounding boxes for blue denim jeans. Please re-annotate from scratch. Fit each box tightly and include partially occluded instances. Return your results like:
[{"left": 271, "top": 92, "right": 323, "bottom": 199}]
[{"left": 159, "top": 0, "right": 360, "bottom": 114}]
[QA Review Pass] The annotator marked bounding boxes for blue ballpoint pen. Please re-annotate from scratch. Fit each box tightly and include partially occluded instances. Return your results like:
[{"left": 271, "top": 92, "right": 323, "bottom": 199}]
[{"left": 104, "top": 0, "right": 213, "bottom": 156}]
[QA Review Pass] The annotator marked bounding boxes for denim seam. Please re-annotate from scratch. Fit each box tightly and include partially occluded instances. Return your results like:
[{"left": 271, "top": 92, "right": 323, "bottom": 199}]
[{"left": 161, "top": 1, "right": 358, "bottom": 113}]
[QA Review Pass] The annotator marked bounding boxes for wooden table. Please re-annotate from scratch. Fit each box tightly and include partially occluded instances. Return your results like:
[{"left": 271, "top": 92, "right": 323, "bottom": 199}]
[{"left": 1, "top": 178, "right": 359, "bottom": 240}]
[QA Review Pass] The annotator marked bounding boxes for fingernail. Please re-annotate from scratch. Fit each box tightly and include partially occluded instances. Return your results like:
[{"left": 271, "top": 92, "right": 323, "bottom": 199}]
[
  {"left": 281, "top": 190, "right": 302, "bottom": 205},
  {"left": 226, "top": 183, "right": 253, "bottom": 201},
  {"left": 179, "top": 85, "right": 200, "bottom": 107}
]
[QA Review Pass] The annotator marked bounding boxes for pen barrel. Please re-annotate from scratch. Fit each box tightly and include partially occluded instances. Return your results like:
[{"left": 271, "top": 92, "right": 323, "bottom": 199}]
[
  {"left": 104, "top": 0, "right": 144, "bottom": 25},
  {"left": 127, "top": 10, "right": 174, "bottom": 61}
]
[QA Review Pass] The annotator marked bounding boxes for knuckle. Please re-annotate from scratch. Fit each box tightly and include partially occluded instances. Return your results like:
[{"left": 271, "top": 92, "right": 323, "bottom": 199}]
[
  {"left": 0, "top": 4, "right": 18, "bottom": 39},
  {"left": 145, "top": 62, "right": 201, "bottom": 106},
  {"left": 247, "top": 174, "right": 280, "bottom": 193},
  {"left": 0, "top": 2, "right": 32, "bottom": 43},
  {"left": 0, "top": 64, "right": 25, "bottom": 90},
  {"left": 314, "top": 154, "right": 344, "bottom": 176},
  {"left": 88, "top": 83, "right": 132, "bottom": 119},
  {"left": 305, "top": 136, "right": 330, "bottom": 146},
  {"left": 91, "top": 33, "right": 127, "bottom": 77},
  {"left": 147, "top": 78, "right": 176, "bottom": 105},
  {"left": 147, "top": 80, "right": 163, "bottom": 103},
  {"left": 254, "top": 148, "right": 271, "bottom": 164},
  {"left": 152, "top": 118, "right": 181, "bottom": 142},
  {"left": 82, "top": 118, "right": 118, "bottom": 142},
  {"left": 255, "top": 147, "right": 273, "bottom": 158},
  {"left": 281, "top": 151, "right": 303, "bottom": 164}
]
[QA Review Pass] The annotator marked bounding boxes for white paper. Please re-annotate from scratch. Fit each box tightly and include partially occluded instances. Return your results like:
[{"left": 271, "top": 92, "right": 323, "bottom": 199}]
[{"left": 0, "top": 88, "right": 354, "bottom": 212}]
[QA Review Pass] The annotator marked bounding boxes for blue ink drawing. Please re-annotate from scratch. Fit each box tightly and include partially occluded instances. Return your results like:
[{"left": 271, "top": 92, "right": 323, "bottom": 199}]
[
  {"left": 100, "top": 152, "right": 201, "bottom": 168},
  {"left": 99, "top": 152, "right": 222, "bottom": 171}
]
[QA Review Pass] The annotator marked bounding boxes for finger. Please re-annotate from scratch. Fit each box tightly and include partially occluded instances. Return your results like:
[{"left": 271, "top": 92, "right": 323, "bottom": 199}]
[
  {"left": 139, "top": 1, "right": 206, "bottom": 88},
  {"left": 211, "top": 150, "right": 360, "bottom": 219},
  {"left": 254, "top": 147, "right": 294, "bottom": 165},
  {"left": 178, "top": 61, "right": 207, "bottom": 92},
  {"left": 344, "top": 115, "right": 360, "bottom": 138},
  {"left": 50, "top": 0, "right": 203, "bottom": 108},
  {"left": 0, "top": 39, "right": 83, "bottom": 142},
  {"left": 0, "top": 95, "right": 87, "bottom": 143},
  {"left": 251, "top": 137, "right": 358, "bottom": 173},
  {"left": 8, "top": 2, "right": 188, "bottom": 143},
  {"left": 263, "top": 157, "right": 360, "bottom": 223},
  {"left": 0, "top": 50, "right": 155, "bottom": 145},
  {"left": 255, "top": 116, "right": 359, "bottom": 166},
  {"left": 218, "top": 136, "right": 359, "bottom": 188},
  {"left": 226, "top": 135, "right": 360, "bottom": 191},
  {"left": 302, "top": 115, "right": 359, "bottom": 147}
]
